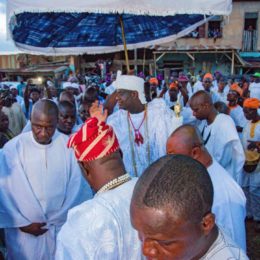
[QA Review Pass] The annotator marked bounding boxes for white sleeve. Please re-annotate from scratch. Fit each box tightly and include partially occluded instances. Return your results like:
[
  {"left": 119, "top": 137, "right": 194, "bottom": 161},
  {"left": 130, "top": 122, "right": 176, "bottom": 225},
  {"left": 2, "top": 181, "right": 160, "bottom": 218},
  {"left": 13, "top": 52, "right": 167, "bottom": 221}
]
[{"left": 55, "top": 201, "right": 121, "bottom": 260}]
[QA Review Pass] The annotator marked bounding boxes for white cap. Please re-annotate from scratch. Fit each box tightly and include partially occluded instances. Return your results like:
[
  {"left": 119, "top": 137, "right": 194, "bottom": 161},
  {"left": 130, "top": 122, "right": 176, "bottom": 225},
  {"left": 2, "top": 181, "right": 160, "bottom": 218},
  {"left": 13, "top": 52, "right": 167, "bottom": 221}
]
[
  {"left": 71, "top": 83, "right": 79, "bottom": 89},
  {"left": 10, "top": 85, "right": 17, "bottom": 90},
  {"left": 114, "top": 71, "right": 146, "bottom": 104},
  {"left": 63, "top": 82, "right": 73, "bottom": 89},
  {"left": 47, "top": 80, "right": 54, "bottom": 87}
]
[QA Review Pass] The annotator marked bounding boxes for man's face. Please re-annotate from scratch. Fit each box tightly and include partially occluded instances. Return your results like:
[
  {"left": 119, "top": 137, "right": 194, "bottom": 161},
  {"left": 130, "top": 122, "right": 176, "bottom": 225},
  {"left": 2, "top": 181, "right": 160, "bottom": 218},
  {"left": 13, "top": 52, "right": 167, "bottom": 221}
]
[
  {"left": 227, "top": 90, "right": 238, "bottom": 102},
  {"left": 0, "top": 113, "right": 9, "bottom": 132},
  {"left": 168, "top": 89, "right": 178, "bottom": 102},
  {"left": 49, "top": 86, "right": 57, "bottom": 97},
  {"left": 30, "top": 91, "right": 40, "bottom": 103},
  {"left": 116, "top": 89, "right": 134, "bottom": 110},
  {"left": 79, "top": 103, "right": 90, "bottom": 122},
  {"left": 57, "top": 107, "right": 76, "bottom": 135},
  {"left": 130, "top": 203, "right": 206, "bottom": 260},
  {"left": 190, "top": 99, "right": 208, "bottom": 120},
  {"left": 10, "top": 88, "right": 18, "bottom": 97},
  {"left": 31, "top": 112, "right": 57, "bottom": 144},
  {"left": 243, "top": 107, "right": 258, "bottom": 121},
  {"left": 218, "top": 80, "right": 226, "bottom": 92},
  {"left": 202, "top": 79, "right": 212, "bottom": 92}
]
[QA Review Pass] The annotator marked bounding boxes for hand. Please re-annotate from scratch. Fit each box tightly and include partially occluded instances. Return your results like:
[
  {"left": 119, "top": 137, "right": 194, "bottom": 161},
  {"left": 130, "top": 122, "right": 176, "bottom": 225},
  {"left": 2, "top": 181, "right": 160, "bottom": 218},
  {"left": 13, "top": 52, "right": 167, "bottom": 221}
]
[
  {"left": 20, "top": 222, "right": 48, "bottom": 236},
  {"left": 89, "top": 100, "right": 108, "bottom": 122},
  {"left": 247, "top": 141, "right": 260, "bottom": 153}
]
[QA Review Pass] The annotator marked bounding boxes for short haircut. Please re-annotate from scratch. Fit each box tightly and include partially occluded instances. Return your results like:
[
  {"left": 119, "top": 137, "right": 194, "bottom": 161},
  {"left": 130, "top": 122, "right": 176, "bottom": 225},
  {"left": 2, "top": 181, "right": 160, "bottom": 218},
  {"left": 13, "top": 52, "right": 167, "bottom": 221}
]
[
  {"left": 30, "top": 87, "right": 41, "bottom": 94},
  {"left": 32, "top": 99, "right": 58, "bottom": 119},
  {"left": 190, "top": 90, "right": 213, "bottom": 106},
  {"left": 214, "top": 101, "right": 230, "bottom": 115},
  {"left": 132, "top": 155, "right": 213, "bottom": 223},
  {"left": 58, "top": 100, "right": 76, "bottom": 113}
]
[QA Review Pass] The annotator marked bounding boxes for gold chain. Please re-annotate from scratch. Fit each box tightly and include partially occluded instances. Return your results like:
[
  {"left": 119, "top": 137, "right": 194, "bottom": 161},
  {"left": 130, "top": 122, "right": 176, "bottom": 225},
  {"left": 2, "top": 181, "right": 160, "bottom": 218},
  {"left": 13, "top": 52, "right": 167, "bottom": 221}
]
[{"left": 250, "top": 120, "right": 260, "bottom": 138}]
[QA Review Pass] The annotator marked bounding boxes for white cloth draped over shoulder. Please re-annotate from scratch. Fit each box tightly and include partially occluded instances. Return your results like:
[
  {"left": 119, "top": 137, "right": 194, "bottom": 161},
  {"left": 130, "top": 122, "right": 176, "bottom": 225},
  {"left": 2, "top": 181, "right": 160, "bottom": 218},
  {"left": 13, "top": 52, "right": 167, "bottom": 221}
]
[
  {"left": 208, "top": 160, "right": 246, "bottom": 251},
  {"left": 56, "top": 178, "right": 144, "bottom": 260},
  {"left": 198, "top": 113, "right": 245, "bottom": 181},
  {"left": 0, "top": 131, "right": 92, "bottom": 260},
  {"left": 107, "top": 98, "right": 182, "bottom": 177}
]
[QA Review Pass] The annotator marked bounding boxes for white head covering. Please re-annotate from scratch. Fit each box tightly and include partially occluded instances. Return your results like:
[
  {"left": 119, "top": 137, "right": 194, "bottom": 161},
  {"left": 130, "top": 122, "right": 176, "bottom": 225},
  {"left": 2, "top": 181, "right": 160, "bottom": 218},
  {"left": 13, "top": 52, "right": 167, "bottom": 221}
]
[
  {"left": 71, "top": 83, "right": 79, "bottom": 89},
  {"left": 114, "top": 71, "right": 146, "bottom": 104},
  {"left": 47, "top": 80, "right": 54, "bottom": 87},
  {"left": 10, "top": 85, "right": 17, "bottom": 90}
]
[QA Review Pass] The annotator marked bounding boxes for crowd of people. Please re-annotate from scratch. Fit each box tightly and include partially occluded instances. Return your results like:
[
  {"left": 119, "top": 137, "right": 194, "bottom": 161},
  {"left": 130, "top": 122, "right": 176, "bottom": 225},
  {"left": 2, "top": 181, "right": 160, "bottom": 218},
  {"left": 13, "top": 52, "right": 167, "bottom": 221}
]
[{"left": 0, "top": 68, "right": 259, "bottom": 259}]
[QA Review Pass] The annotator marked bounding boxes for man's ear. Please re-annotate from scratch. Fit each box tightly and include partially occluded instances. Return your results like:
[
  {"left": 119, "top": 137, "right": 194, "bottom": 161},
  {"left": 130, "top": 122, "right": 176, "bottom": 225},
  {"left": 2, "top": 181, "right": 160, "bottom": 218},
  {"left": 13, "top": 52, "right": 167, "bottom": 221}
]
[
  {"left": 191, "top": 146, "right": 201, "bottom": 160},
  {"left": 200, "top": 212, "right": 215, "bottom": 236}
]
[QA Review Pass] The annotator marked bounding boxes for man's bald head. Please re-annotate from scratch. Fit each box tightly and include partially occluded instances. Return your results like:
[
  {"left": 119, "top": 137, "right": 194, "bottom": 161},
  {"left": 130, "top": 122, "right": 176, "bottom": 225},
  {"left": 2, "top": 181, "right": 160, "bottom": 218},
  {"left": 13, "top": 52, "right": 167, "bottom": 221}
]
[
  {"left": 31, "top": 99, "right": 58, "bottom": 120},
  {"left": 167, "top": 125, "right": 204, "bottom": 156},
  {"left": 59, "top": 91, "right": 75, "bottom": 105},
  {"left": 189, "top": 91, "right": 214, "bottom": 121},
  {"left": 190, "top": 90, "right": 213, "bottom": 106},
  {"left": 31, "top": 99, "right": 58, "bottom": 144}
]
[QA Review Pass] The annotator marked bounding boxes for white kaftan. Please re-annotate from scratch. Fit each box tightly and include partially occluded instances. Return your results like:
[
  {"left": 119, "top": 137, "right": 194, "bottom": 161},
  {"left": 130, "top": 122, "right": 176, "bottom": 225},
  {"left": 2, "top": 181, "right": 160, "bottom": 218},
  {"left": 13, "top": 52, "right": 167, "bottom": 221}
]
[
  {"left": 107, "top": 98, "right": 181, "bottom": 177},
  {"left": 200, "top": 229, "right": 248, "bottom": 260},
  {"left": 208, "top": 160, "right": 246, "bottom": 251},
  {"left": 0, "top": 131, "right": 92, "bottom": 260},
  {"left": 198, "top": 113, "right": 245, "bottom": 181},
  {"left": 55, "top": 179, "right": 143, "bottom": 260},
  {"left": 239, "top": 120, "right": 260, "bottom": 221}
]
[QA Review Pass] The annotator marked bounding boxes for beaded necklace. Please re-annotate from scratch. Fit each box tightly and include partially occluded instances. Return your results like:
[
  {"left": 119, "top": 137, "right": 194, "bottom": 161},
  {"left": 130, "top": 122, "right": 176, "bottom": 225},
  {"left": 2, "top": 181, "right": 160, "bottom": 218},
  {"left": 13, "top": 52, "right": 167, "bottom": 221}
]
[
  {"left": 127, "top": 106, "right": 150, "bottom": 177},
  {"left": 96, "top": 173, "right": 131, "bottom": 194}
]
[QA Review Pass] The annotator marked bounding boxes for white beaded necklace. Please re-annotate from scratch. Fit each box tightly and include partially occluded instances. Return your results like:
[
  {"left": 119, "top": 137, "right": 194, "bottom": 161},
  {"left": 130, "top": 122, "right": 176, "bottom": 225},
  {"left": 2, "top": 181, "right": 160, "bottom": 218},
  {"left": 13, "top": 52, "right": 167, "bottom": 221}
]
[{"left": 96, "top": 173, "right": 131, "bottom": 194}]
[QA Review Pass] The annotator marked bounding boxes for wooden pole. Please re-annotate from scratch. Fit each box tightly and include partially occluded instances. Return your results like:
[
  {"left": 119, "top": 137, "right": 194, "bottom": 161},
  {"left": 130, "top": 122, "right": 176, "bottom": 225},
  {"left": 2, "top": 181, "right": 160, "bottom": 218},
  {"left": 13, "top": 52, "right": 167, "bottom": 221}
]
[
  {"left": 119, "top": 15, "right": 130, "bottom": 74},
  {"left": 231, "top": 49, "right": 235, "bottom": 75}
]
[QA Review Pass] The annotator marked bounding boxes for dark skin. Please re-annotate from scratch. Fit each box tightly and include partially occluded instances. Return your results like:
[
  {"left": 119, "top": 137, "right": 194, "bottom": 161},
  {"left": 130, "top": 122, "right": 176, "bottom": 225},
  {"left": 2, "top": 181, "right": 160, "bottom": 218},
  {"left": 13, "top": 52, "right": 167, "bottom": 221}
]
[
  {"left": 202, "top": 78, "right": 213, "bottom": 92},
  {"left": 166, "top": 126, "right": 213, "bottom": 169},
  {"left": 243, "top": 107, "right": 260, "bottom": 153},
  {"left": 57, "top": 106, "right": 76, "bottom": 135},
  {"left": 177, "top": 81, "right": 189, "bottom": 106},
  {"left": 59, "top": 91, "right": 75, "bottom": 105},
  {"left": 0, "top": 112, "right": 9, "bottom": 132},
  {"left": 130, "top": 203, "right": 217, "bottom": 260},
  {"left": 190, "top": 93, "right": 218, "bottom": 125},
  {"left": 20, "top": 101, "right": 58, "bottom": 236},
  {"left": 79, "top": 102, "right": 91, "bottom": 122},
  {"left": 116, "top": 89, "right": 145, "bottom": 114},
  {"left": 78, "top": 151, "right": 126, "bottom": 192}
]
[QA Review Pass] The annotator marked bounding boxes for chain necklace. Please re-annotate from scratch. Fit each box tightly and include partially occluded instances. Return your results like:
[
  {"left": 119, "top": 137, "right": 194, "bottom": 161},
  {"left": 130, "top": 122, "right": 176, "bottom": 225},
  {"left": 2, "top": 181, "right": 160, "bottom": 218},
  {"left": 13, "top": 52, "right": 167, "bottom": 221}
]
[
  {"left": 96, "top": 173, "right": 131, "bottom": 194},
  {"left": 127, "top": 105, "right": 150, "bottom": 177}
]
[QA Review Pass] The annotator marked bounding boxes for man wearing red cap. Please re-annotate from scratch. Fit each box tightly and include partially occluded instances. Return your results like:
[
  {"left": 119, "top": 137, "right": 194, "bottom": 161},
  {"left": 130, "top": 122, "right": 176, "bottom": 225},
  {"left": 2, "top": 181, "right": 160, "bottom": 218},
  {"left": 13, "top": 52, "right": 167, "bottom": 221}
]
[
  {"left": 227, "top": 83, "right": 247, "bottom": 136},
  {"left": 240, "top": 98, "right": 260, "bottom": 231},
  {"left": 56, "top": 117, "right": 143, "bottom": 259}
]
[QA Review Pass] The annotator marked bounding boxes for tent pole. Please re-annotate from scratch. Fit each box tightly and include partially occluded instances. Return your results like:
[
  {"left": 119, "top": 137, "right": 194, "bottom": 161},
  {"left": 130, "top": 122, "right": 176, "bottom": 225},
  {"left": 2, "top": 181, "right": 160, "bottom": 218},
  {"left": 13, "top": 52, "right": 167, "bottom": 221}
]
[{"left": 119, "top": 15, "right": 130, "bottom": 74}]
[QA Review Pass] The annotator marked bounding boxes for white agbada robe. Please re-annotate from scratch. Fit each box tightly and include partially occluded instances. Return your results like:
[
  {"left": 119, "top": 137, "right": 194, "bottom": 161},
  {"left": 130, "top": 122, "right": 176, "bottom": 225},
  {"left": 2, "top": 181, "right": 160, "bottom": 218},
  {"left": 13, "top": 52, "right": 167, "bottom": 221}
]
[
  {"left": 0, "top": 131, "right": 92, "bottom": 260},
  {"left": 229, "top": 105, "right": 248, "bottom": 139},
  {"left": 214, "top": 85, "right": 229, "bottom": 104},
  {"left": 107, "top": 98, "right": 181, "bottom": 177},
  {"left": 249, "top": 82, "right": 260, "bottom": 100},
  {"left": 201, "top": 229, "right": 248, "bottom": 260},
  {"left": 198, "top": 113, "right": 245, "bottom": 181},
  {"left": 239, "top": 120, "right": 260, "bottom": 221},
  {"left": 56, "top": 179, "right": 144, "bottom": 260},
  {"left": 208, "top": 159, "right": 246, "bottom": 251}
]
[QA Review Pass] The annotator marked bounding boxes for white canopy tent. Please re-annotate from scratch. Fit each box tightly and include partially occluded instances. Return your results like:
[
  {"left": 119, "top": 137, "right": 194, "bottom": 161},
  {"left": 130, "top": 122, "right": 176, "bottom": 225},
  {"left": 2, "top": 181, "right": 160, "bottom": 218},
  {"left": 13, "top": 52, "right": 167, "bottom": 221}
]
[
  {"left": 6, "top": 0, "right": 232, "bottom": 59},
  {"left": 7, "top": 0, "right": 232, "bottom": 17}
]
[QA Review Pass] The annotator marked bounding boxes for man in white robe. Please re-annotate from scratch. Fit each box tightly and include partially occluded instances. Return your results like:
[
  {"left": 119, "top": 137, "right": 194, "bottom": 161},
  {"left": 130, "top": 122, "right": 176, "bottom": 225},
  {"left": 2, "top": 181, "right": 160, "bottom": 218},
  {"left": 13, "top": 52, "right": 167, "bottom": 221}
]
[
  {"left": 103, "top": 71, "right": 181, "bottom": 177},
  {"left": 166, "top": 125, "right": 247, "bottom": 250},
  {"left": 227, "top": 84, "right": 247, "bottom": 138},
  {"left": 130, "top": 155, "right": 248, "bottom": 259},
  {"left": 239, "top": 98, "right": 260, "bottom": 232},
  {"left": 0, "top": 99, "right": 91, "bottom": 260},
  {"left": 190, "top": 90, "right": 245, "bottom": 182},
  {"left": 56, "top": 117, "right": 143, "bottom": 259}
]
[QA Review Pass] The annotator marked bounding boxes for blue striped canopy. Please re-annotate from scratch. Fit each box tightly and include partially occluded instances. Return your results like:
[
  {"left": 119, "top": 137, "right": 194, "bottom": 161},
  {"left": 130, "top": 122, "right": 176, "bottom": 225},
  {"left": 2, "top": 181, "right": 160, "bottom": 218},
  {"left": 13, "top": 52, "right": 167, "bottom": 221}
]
[{"left": 10, "top": 12, "right": 207, "bottom": 55}]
